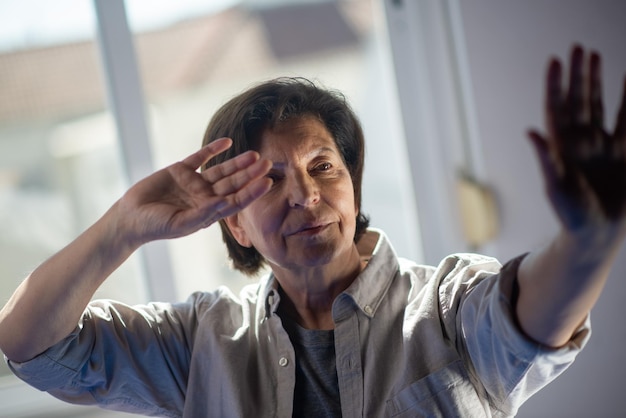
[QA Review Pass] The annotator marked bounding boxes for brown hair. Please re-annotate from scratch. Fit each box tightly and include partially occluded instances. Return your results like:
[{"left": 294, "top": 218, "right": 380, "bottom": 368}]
[{"left": 202, "top": 77, "right": 369, "bottom": 275}]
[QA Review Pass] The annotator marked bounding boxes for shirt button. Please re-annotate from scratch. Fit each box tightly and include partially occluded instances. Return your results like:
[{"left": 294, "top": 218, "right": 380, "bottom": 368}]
[
  {"left": 364, "top": 305, "right": 373, "bottom": 315},
  {"left": 279, "top": 357, "right": 289, "bottom": 367}
]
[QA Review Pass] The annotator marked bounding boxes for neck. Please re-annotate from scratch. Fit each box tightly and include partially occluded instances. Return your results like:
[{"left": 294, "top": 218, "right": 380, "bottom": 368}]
[{"left": 273, "top": 245, "right": 363, "bottom": 330}]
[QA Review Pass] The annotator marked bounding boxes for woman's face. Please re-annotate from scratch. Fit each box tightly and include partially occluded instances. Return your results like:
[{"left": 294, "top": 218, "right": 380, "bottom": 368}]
[{"left": 225, "top": 116, "right": 358, "bottom": 273}]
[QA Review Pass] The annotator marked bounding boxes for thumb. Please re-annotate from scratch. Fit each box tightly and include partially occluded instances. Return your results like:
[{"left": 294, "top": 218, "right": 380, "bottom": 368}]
[{"left": 528, "top": 129, "right": 561, "bottom": 188}]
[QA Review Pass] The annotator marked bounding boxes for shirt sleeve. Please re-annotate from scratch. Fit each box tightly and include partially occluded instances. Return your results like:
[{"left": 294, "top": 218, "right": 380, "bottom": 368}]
[
  {"left": 445, "top": 254, "right": 591, "bottom": 416},
  {"left": 6, "top": 296, "right": 203, "bottom": 418}
]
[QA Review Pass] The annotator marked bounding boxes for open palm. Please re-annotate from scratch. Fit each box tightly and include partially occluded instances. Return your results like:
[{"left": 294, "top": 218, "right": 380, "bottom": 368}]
[
  {"left": 117, "top": 138, "right": 272, "bottom": 245},
  {"left": 529, "top": 46, "right": 626, "bottom": 238}
]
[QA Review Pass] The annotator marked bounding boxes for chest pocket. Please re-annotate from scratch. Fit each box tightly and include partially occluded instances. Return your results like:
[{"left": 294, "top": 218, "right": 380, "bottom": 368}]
[{"left": 385, "top": 360, "right": 488, "bottom": 418}]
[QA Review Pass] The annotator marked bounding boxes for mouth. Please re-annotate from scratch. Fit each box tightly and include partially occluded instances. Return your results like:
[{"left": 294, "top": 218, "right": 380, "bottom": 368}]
[{"left": 289, "top": 222, "right": 331, "bottom": 236}]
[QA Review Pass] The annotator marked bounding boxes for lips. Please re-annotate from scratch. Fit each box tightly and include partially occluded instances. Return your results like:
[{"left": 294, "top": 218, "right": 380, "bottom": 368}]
[{"left": 288, "top": 220, "right": 332, "bottom": 236}]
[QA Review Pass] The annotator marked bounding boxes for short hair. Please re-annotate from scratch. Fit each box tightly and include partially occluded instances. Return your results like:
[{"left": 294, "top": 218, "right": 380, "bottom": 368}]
[{"left": 202, "top": 77, "right": 369, "bottom": 275}]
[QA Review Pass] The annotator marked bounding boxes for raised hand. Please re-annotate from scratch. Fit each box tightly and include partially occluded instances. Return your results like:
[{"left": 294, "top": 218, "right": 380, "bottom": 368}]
[
  {"left": 528, "top": 45, "right": 626, "bottom": 238},
  {"left": 117, "top": 138, "right": 273, "bottom": 245}
]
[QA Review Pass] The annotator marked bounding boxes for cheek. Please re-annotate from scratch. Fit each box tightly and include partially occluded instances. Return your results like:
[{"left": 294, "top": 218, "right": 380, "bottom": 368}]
[
  {"left": 335, "top": 183, "right": 358, "bottom": 221},
  {"left": 243, "top": 198, "right": 284, "bottom": 237}
]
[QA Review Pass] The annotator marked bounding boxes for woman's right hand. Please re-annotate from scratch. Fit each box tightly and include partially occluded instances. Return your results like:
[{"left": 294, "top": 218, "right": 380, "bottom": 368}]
[{"left": 116, "top": 138, "right": 273, "bottom": 246}]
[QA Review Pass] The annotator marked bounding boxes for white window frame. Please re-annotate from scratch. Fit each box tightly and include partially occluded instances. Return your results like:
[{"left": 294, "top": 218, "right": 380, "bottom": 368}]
[
  {"left": 93, "top": 0, "right": 176, "bottom": 302},
  {"left": 382, "top": 0, "right": 488, "bottom": 263}
]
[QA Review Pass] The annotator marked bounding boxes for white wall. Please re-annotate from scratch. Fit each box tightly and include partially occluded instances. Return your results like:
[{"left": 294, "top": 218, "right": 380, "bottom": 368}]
[{"left": 458, "top": 1, "right": 626, "bottom": 416}]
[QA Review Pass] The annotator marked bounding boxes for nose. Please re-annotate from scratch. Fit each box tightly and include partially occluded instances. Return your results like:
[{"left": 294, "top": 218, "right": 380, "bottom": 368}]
[{"left": 287, "top": 171, "right": 320, "bottom": 208}]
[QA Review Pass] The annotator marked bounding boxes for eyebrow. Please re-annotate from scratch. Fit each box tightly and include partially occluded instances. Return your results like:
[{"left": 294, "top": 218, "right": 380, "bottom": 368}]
[
  {"left": 270, "top": 146, "right": 338, "bottom": 170},
  {"left": 311, "top": 146, "right": 338, "bottom": 157}
]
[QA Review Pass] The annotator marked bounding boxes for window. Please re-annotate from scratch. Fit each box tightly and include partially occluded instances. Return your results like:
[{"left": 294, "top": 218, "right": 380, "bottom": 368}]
[
  {"left": 0, "top": 1, "right": 145, "bottom": 416},
  {"left": 1, "top": 0, "right": 420, "bottom": 416}
]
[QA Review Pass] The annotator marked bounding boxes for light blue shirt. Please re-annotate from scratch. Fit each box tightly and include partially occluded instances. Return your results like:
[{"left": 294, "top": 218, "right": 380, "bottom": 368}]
[{"left": 8, "top": 229, "right": 589, "bottom": 417}]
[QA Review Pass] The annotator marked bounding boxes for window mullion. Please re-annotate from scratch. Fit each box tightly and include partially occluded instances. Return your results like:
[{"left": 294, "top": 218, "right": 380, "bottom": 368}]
[{"left": 93, "top": 0, "right": 177, "bottom": 302}]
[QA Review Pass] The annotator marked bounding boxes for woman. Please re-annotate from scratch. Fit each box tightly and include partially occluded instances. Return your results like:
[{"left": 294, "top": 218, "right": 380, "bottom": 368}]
[{"left": 0, "top": 46, "right": 624, "bottom": 417}]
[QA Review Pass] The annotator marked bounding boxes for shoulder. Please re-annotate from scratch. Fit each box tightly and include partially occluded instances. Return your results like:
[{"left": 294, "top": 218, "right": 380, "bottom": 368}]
[
  {"left": 396, "top": 253, "right": 501, "bottom": 289},
  {"left": 435, "top": 253, "right": 502, "bottom": 287},
  {"left": 178, "top": 277, "right": 273, "bottom": 324}
]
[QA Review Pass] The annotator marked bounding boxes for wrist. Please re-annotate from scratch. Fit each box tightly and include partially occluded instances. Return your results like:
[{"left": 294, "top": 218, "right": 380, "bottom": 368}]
[
  {"left": 98, "top": 201, "right": 144, "bottom": 256},
  {"left": 559, "top": 222, "right": 625, "bottom": 261}
]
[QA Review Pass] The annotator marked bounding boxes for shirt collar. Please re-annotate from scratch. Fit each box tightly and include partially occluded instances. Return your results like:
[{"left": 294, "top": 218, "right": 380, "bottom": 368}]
[
  {"left": 258, "top": 228, "right": 399, "bottom": 321},
  {"left": 259, "top": 273, "right": 280, "bottom": 321},
  {"left": 333, "top": 228, "right": 399, "bottom": 321}
]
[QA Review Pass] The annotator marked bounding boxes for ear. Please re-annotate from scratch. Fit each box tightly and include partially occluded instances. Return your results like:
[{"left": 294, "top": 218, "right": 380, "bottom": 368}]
[{"left": 224, "top": 214, "right": 252, "bottom": 248}]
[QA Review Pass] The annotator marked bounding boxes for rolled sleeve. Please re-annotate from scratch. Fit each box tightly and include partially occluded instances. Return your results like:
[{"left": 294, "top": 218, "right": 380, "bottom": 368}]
[
  {"left": 460, "top": 254, "right": 591, "bottom": 415},
  {"left": 7, "top": 299, "right": 195, "bottom": 417},
  {"left": 7, "top": 323, "right": 85, "bottom": 392}
]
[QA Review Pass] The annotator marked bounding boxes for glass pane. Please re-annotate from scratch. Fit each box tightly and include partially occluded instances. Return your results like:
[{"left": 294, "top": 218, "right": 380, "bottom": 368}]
[
  {"left": 0, "top": 0, "right": 147, "bottom": 384},
  {"left": 127, "top": 0, "right": 421, "bottom": 300}
]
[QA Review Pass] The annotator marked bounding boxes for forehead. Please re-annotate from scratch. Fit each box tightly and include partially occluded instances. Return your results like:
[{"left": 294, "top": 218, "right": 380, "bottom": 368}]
[{"left": 256, "top": 116, "right": 340, "bottom": 157}]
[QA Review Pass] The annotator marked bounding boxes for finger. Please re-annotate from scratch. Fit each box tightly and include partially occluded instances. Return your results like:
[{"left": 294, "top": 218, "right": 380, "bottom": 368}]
[
  {"left": 213, "top": 177, "right": 273, "bottom": 220},
  {"left": 203, "top": 150, "right": 263, "bottom": 184},
  {"left": 589, "top": 51, "right": 604, "bottom": 128},
  {"left": 528, "top": 129, "right": 562, "bottom": 183},
  {"left": 172, "top": 173, "right": 272, "bottom": 233},
  {"left": 206, "top": 178, "right": 272, "bottom": 226},
  {"left": 567, "top": 45, "right": 585, "bottom": 124},
  {"left": 546, "top": 58, "right": 564, "bottom": 139},
  {"left": 615, "top": 76, "right": 626, "bottom": 140},
  {"left": 181, "top": 138, "right": 232, "bottom": 170},
  {"left": 212, "top": 158, "right": 272, "bottom": 196}
]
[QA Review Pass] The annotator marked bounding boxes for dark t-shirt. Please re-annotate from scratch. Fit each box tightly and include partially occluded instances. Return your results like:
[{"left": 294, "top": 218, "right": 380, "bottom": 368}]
[{"left": 280, "top": 314, "right": 341, "bottom": 418}]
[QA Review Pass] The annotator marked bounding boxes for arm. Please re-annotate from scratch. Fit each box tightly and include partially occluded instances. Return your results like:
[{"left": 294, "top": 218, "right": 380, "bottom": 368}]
[
  {"left": 0, "top": 138, "right": 272, "bottom": 362},
  {"left": 517, "top": 46, "right": 626, "bottom": 347}
]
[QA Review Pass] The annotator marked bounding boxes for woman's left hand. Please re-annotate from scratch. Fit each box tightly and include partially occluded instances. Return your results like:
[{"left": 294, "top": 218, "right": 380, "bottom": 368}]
[{"left": 529, "top": 45, "right": 626, "bottom": 242}]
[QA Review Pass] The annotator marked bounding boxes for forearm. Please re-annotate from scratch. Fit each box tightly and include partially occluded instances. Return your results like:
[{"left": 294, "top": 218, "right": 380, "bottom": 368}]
[
  {"left": 0, "top": 201, "right": 140, "bottom": 362},
  {"left": 516, "top": 227, "right": 624, "bottom": 348}
]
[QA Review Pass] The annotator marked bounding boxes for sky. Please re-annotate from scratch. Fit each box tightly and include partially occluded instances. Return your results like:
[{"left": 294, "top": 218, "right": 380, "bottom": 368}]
[{"left": 0, "top": 0, "right": 239, "bottom": 52}]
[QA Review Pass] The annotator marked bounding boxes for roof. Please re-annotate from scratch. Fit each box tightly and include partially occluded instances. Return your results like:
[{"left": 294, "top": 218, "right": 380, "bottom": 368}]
[{"left": 0, "top": 0, "right": 372, "bottom": 124}]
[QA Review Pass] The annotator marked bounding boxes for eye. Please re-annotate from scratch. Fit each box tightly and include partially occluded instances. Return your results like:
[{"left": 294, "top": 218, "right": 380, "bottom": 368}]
[{"left": 314, "top": 162, "right": 332, "bottom": 172}]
